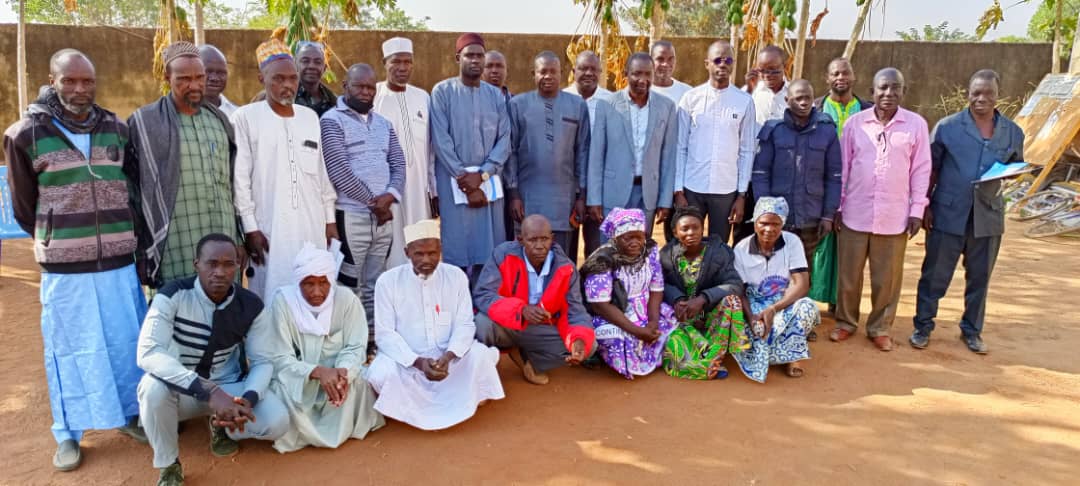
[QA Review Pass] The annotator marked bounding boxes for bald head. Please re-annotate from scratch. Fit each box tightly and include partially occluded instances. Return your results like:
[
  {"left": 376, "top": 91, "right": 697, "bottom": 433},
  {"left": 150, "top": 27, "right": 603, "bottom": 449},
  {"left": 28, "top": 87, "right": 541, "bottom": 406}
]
[
  {"left": 199, "top": 45, "right": 229, "bottom": 100},
  {"left": 521, "top": 215, "right": 552, "bottom": 236},
  {"left": 872, "top": 67, "right": 905, "bottom": 114},
  {"left": 519, "top": 215, "right": 554, "bottom": 267},
  {"left": 789, "top": 79, "right": 813, "bottom": 92},
  {"left": 573, "top": 50, "right": 602, "bottom": 94},
  {"left": 48, "top": 49, "right": 96, "bottom": 117},
  {"left": 343, "top": 63, "right": 376, "bottom": 113},
  {"left": 346, "top": 63, "right": 376, "bottom": 81},
  {"left": 50, "top": 49, "right": 92, "bottom": 77},
  {"left": 576, "top": 50, "right": 600, "bottom": 66}
]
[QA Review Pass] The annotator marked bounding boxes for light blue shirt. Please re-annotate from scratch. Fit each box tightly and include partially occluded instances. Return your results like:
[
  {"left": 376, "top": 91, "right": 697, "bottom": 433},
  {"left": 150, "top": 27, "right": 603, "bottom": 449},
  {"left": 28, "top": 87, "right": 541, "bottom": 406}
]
[
  {"left": 52, "top": 118, "right": 91, "bottom": 159},
  {"left": 524, "top": 248, "right": 554, "bottom": 305}
]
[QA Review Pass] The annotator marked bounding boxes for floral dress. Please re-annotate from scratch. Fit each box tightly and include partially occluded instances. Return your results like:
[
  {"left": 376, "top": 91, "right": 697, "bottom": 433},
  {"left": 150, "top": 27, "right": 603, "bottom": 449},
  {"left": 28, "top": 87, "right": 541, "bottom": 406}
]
[
  {"left": 584, "top": 246, "right": 678, "bottom": 379},
  {"left": 661, "top": 249, "right": 750, "bottom": 380}
]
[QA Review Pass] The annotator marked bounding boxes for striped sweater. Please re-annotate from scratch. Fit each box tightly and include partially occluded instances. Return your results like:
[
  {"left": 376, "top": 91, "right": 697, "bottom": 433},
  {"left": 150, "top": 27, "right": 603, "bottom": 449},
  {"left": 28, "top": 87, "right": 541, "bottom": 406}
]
[
  {"left": 319, "top": 97, "right": 406, "bottom": 213},
  {"left": 3, "top": 108, "right": 137, "bottom": 273}
]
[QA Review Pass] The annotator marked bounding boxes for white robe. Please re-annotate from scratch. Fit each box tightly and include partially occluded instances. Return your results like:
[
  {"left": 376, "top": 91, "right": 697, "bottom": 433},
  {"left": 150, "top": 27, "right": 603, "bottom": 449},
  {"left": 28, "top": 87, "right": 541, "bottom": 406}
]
[
  {"left": 231, "top": 102, "right": 338, "bottom": 299},
  {"left": 365, "top": 263, "right": 504, "bottom": 430},
  {"left": 373, "top": 82, "right": 435, "bottom": 268},
  {"left": 264, "top": 288, "right": 385, "bottom": 453}
]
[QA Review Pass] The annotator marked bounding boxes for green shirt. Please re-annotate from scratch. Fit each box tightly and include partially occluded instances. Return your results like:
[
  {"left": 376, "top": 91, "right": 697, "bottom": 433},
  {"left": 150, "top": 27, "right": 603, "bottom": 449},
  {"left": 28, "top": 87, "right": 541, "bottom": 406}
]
[
  {"left": 822, "top": 97, "right": 862, "bottom": 139},
  {"left": 159, "top": 108, "right": 236, "bottom": 283}
]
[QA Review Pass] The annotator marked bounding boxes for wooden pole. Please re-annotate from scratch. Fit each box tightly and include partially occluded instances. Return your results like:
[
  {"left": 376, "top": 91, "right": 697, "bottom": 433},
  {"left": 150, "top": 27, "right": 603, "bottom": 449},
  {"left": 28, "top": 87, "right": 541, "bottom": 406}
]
[
  {"left": 1052, "top": 0, "right": 1062, "bottom": 74},
  {"left": 166, "top": 0, "right": 178, "bottom": 43},
  {"left": 1071, "top": 6, "right": 1080, "bottom": 74},
  {"left": 17, "top": 0, "right": 27, "bottom": 114},
  {"left": 194, "top": 0, "right": 205, "bottom": 45},
  {"left": 793, "top": 0, "right": 811, "bottom": 78},
  {"left": 843, "top": 0, "right": 873, "bottom": 60}
]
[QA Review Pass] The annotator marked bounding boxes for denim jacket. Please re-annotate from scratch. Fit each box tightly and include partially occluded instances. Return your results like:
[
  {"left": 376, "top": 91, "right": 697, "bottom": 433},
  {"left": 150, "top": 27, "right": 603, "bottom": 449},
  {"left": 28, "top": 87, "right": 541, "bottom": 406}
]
[{"left": 752, "top": 108, "right": 842, "bottom": 229}]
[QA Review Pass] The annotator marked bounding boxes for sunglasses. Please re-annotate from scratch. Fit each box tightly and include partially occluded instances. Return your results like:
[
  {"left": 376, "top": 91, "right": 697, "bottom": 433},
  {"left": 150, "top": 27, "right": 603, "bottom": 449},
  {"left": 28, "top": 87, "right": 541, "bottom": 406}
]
[
  {"left": 759, "top": 68, "right": 784, "bottom": 76},
  {"left": 711, "top": 56, "right": 734, "bottom": 66}
]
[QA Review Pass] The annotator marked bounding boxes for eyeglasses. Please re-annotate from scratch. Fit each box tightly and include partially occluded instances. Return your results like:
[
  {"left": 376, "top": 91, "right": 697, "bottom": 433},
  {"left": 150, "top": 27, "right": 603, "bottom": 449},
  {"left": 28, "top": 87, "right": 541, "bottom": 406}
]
[
  {"left": 760, "top": 69, "right": 784, "bottom": 76},
  {"left": 711, "top": 56, "right": 734, "bottom": 66}
]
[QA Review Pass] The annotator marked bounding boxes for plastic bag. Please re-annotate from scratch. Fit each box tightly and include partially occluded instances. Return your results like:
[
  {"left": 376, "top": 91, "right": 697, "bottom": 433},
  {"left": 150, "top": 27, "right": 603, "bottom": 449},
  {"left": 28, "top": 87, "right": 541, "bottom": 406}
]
[{"left": 808, "top": 232, "right": 837, "bottom": 304}]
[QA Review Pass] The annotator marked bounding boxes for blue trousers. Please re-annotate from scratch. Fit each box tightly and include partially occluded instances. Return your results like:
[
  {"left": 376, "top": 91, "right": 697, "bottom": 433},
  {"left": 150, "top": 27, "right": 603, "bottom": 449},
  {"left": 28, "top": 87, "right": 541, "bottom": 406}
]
[{"left": 914, "top": 227, "right": 1001, "bottom": 337}]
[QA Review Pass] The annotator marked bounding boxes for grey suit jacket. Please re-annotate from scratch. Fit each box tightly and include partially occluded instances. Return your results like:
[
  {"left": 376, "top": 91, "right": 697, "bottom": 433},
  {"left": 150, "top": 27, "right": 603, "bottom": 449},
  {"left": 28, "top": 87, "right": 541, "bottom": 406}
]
[{"left": 587, "top": 89, "right": 678, "bottom": 212}]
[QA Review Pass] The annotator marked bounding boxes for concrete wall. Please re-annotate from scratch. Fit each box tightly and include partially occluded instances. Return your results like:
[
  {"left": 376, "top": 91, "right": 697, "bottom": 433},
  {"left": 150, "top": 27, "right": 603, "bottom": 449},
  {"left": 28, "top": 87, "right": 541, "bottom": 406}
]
[{"left": 0, "top": 25, "right": 1053, "bottom": 141}]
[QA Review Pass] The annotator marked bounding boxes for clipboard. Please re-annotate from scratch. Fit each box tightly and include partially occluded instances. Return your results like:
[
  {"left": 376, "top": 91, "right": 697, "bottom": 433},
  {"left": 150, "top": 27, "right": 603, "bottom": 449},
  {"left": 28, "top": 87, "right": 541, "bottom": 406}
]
[{"left": 973, "top": 161, "right": 1038, "bottom": 184}]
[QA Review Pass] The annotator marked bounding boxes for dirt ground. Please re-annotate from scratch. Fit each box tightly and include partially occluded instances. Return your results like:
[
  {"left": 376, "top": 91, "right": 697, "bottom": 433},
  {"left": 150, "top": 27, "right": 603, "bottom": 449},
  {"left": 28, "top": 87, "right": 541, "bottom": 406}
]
[{"left": 1, "top": 224, "right": 1079, "bottom": 486}]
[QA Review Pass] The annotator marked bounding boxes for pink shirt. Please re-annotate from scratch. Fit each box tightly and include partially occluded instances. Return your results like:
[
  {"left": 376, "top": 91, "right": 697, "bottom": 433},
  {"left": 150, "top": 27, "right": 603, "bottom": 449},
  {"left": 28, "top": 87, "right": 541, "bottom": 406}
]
[{"left": 839, "top": 107, "right": 932, "bottom": 235}]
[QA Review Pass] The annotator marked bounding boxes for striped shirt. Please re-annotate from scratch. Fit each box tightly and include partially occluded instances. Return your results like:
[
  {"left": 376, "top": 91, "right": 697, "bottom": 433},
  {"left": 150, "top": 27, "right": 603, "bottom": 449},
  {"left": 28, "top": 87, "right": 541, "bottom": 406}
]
[{"left": 319, "top": 97, "right": 406, "bottom": 213}]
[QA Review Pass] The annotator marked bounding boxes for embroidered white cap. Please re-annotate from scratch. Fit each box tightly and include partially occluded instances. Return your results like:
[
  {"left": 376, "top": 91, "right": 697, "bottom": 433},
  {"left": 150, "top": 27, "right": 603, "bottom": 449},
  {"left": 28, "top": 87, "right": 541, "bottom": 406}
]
[{"left": 382, "top": 37, "right": 413, "bottom": 58}]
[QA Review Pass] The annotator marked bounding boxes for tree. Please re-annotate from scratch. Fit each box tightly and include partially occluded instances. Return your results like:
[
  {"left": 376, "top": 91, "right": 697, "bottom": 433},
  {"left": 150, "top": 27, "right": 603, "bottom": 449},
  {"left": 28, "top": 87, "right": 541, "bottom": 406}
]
[
  {"left": 360, "top": 5, "right": 430, "bottom": 30},
  {"left": 6, "top": 0, "right": 239, "bottom": 28},
  {"left": 1027, "top": 0, "right": 1078, "bottom": 70},
  {"left": 895, "top": 22, "right": 976, "bottom": 41},
  {"left": 843, "top": 0, "right": 874, "bottom": 59},
  {"left": 618, "top": 0, "right": 729, "bottom": 38}
]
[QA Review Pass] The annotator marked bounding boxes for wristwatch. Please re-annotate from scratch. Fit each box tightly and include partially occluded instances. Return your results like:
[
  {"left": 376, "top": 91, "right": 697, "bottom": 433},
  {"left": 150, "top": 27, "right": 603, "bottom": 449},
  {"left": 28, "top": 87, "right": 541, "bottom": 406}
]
[{"left": 480, "top": 171, "right": 491, "bottom": 182}]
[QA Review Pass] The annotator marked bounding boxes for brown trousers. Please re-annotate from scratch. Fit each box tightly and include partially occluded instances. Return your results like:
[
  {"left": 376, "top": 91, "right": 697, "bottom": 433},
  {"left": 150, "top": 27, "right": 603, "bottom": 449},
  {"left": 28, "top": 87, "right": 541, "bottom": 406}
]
[{"left": 834, "top": 224, "right": 907, "bottom": 337}]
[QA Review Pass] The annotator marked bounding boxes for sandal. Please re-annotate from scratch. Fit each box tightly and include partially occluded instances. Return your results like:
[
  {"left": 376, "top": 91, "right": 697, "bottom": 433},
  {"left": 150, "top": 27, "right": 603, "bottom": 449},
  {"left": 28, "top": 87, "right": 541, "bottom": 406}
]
[{"left": 785, "top": 363, "right": 804, "bottom": 378}]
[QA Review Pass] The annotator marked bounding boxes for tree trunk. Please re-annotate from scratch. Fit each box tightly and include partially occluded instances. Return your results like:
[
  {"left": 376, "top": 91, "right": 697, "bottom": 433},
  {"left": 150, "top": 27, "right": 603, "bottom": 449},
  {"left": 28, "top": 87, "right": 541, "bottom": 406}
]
[
  {"left": 1052, "top": 0, "right": 1062, "bottom": 73},
  {"left": 194, "top": 0, "right": 205, "bottom": 46},
  {"left": 843, "top": 0, "right": 873, "bottom": 60},
  {"left": 166, "top": 0, "right": 178, "bottom": 43},
  {"left": 731, "top": 23, "right": 740, "bottom": 71},
  {"left": 599, "top": 32, "right": 608, "bottom": 90},
  {"left": 1071, "top": 5, "right": 1080, "bottom": 73},
  {"left": 793, "top": 0, "right": 811, "bottom": 78},
  {"left": 17, "top": 0, "right": 27, "bottom": 114},
  {"left": 649, "top": 3, "right": 665, "bottom": 47}
]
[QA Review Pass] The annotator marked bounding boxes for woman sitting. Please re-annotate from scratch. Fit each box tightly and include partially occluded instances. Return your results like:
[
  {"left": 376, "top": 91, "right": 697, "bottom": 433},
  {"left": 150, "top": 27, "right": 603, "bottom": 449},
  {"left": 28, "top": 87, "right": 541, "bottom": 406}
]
[
  {"left": 732, "top": 197, "right": 821, "bottom": 382},
  {"left": 580, "top": 208, "right": 677, "bottom": 379},
  {"left": 659, "top": 207, "right": 749, "bottom": 380}
]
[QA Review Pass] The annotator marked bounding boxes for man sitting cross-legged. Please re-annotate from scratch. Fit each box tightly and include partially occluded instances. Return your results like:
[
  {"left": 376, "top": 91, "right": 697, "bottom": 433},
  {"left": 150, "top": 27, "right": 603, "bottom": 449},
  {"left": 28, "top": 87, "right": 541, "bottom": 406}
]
[
  {"left": 264, "top": 242, "right": 385, "bottom": 453},
  {"left": 137, "top": 233, "right": 289, "bottom": 486},
  {"left": 365, "top": 220, "right": 505, "bottom": 430},
  {"left": 474, "top": 214, "right": 596, "bottom": 385}
]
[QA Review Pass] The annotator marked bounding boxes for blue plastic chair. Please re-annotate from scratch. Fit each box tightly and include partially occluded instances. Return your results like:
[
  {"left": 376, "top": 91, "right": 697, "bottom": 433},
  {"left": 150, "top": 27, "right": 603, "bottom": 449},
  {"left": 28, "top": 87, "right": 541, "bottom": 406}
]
[{"left": 1, "top": 165, "right": 32, "bottom": 268}]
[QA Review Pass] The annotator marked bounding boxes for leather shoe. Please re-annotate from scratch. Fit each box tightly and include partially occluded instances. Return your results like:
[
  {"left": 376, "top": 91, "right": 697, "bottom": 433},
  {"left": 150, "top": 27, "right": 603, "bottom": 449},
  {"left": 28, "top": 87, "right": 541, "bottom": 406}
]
[
  {"left": 962, "top": 334, "right": 988, "bottom": 354},
  {"left": 53, "top": 439, "right": 81, "bottom": 472},
  {"left": 829, "top": 327, "right": 853, "bottom": 342},
  {"left": 871, "top": 335, "right": 893, "bottom": 351},
  {"left": 909, "top": 330, "right": 930, "bottom": 349}
]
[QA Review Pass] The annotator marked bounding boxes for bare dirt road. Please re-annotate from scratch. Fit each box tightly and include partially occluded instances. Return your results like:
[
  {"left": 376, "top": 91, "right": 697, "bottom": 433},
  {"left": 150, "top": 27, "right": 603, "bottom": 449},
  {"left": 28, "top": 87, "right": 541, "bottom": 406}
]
[{"left": 1, "top": 225, "right": 1078, "bottom": 485}]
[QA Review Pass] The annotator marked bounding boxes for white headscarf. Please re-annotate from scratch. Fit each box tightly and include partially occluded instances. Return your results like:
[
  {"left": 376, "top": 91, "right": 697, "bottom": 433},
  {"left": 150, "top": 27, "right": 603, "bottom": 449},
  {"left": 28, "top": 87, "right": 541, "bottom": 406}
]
[{"left": 284, "top": 242, "right": 339, "bottom": 336}]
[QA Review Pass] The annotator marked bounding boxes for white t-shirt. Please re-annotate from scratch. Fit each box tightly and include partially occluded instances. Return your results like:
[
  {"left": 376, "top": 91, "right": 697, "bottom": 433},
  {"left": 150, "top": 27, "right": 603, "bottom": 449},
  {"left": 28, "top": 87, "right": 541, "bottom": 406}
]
[
  {"left": 651, "top": 79, "right": 693, "bottom": 104},
  {"left": 733, "top": 231, "right": 807, "bottom": 298}
]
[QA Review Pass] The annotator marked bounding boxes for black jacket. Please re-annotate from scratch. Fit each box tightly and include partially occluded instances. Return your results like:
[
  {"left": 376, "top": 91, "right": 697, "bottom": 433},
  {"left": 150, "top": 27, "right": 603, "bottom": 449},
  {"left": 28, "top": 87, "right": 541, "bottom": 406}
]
[{"left": 659, "top": 237, "right": 744, "bottom": 312}]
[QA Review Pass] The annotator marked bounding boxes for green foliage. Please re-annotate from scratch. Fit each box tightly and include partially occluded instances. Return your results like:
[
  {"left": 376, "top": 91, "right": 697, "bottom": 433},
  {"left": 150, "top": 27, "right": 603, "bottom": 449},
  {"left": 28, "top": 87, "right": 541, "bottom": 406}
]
[
  {"left": 1027, "top": 0, "right": 1078, "bottom": 59},
  {"left": 618, "top": 0, "right": 729, "bottom": 37},
  {"left": 895, "top": 22, "right": 976, "bottom": 41},
  {"left": 364, "top": 5, "right": 430, "bottom": 31},
  {"left": 996, "top": 34, "right": 1035, "bottom": 42},
  {"left": 9, "top": 0, "right": 160, "bottom": 27}
]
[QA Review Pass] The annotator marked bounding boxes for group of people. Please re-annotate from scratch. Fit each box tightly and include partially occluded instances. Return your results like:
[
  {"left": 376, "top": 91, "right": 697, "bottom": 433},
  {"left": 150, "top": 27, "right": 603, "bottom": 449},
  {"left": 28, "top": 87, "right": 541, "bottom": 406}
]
[{"left": 3, "top": 30, "right": 1023, "bottom": 485}]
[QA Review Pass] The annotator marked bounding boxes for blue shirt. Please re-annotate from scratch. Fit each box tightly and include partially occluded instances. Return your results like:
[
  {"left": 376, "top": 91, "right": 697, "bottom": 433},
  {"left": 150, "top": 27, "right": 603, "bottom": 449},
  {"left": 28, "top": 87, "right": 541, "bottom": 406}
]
[
  {"left": 52, "top": 118, "right": 91, "bottom": 159},
  {"left": 524, "top": 249, "right": 553, "bottom": 305}
]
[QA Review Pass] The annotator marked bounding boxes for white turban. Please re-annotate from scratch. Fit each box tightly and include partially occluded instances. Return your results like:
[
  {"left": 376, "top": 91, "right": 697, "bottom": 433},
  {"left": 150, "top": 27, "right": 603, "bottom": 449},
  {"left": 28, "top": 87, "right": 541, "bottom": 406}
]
[
  {"left": 283, "top": 242, "right": 339, "bottom": 336},
  {"left": 404, "top": 219, "right": 440, "bottom": 245},
  {"left": 382, "top": 37, "right": 413, "bottom": 58}
]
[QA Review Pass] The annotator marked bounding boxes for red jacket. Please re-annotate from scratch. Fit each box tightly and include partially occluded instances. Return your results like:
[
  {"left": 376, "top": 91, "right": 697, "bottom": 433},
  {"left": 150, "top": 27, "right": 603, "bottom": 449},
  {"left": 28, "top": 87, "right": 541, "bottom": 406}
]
[{"left": 475, "top": 244, "right": 595, "bottom": 354}]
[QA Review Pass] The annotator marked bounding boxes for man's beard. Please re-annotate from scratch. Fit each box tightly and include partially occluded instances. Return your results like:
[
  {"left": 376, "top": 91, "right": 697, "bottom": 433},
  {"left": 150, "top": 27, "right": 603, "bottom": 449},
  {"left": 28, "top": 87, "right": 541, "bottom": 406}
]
[
  {"left": 58, "top": 96, "right": 92, "bottom": 116},
  {"left": 273, "top": 92, "right": 295, "bottom": 107},
  {"left": 346, "top": 96, "right": 373, "bottom": 114}
]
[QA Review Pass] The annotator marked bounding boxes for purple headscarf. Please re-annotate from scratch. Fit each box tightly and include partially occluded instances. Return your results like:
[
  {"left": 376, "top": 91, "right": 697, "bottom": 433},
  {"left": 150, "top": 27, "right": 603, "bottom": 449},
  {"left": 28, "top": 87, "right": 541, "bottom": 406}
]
[{"left": 600, "top": 207, "right": 646, "bottom": 239}]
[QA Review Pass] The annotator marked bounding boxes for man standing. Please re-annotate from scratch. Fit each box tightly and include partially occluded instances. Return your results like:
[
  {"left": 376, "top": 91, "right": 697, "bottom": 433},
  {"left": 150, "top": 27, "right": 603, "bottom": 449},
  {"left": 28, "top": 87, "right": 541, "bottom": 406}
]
[
  {"left": 320, "top": 63, "right": 405, "bottom": 342},
  {"left": 128, "top": 41, "right": 239, "bottom": 288},
  {"left": 650, "top": 41, "right": 693, "bottom": 104},
  {"left": 374, "top": 37, "right": 437, "bottom": 269},
  {"left": 474, "top": 215, "right": 595, "bottom": 385},
  {"left": 753, "top": 79, "right": 841, "bottom": 267},
  {"left": 674, "top": 40, "right": 757, "bottom": 243},
  {"left": 430, "top": 33, "right": 511, "bottom": 281},
  {"left": 294, "top": 41, "right": 337, "bottom": 117},
  {"left": 367, "top": 220, "right": 505, "bottom": 430},
  {"left": 199, "top": 45, "right": 239, "bottom": 116},
  {"left": 564, "top": 50, "right": 611, "bottom": 256},
  {"left": 232, "top": 39, "right": 338, "bottom": 299},
  {"left": 483, "top": 50, "right": 512, "bottom": 106},
  {"left": 910, "top": 70, "right": 1024, "bottom": 354},
  {"left": 750, "top": 45, "right": 789, "bottom": 126},
  {"left": 137, "top": 234, "right": 289, "bottom": 486},
  {"left": 587, "top": 53, "right": 678, "bottom": 239},
  {"left": 507, "top": 51, "right": 590, "bottom": 257},
  {"left": 5, "top": 49, "right": 147, "bottom": 471},
  {"left": 830, "top": 68, "right": 932, "bottom": 352},
  {"left": 815, "top": 58, "right": 873, "bottom": 139}
]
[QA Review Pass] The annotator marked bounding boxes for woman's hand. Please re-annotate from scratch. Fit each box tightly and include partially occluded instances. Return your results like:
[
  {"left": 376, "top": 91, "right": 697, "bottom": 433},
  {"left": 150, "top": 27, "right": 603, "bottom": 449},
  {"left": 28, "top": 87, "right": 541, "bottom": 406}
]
[{"left": 754, "top": 306, "right": 776, "bottom": 337}]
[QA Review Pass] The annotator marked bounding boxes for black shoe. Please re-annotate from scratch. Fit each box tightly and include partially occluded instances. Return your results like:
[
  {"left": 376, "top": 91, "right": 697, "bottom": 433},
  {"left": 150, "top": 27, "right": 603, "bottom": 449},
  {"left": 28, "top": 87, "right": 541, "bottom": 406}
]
[
  {"left": 962, "top": 334, "right": 988, "bottom": 354},
  {"left": 909, "top": 330, "right": 930, "bottom": 349}
]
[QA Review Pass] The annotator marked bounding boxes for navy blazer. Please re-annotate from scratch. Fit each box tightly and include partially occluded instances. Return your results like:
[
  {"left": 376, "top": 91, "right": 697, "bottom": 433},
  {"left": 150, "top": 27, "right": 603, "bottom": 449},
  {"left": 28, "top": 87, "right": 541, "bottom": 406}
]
[
  {"left": 929, "top": 109, "right": 1025, "bottom": 238},
  {"left": 752, "top": 108, "right": 843, "bottom": 228}
]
